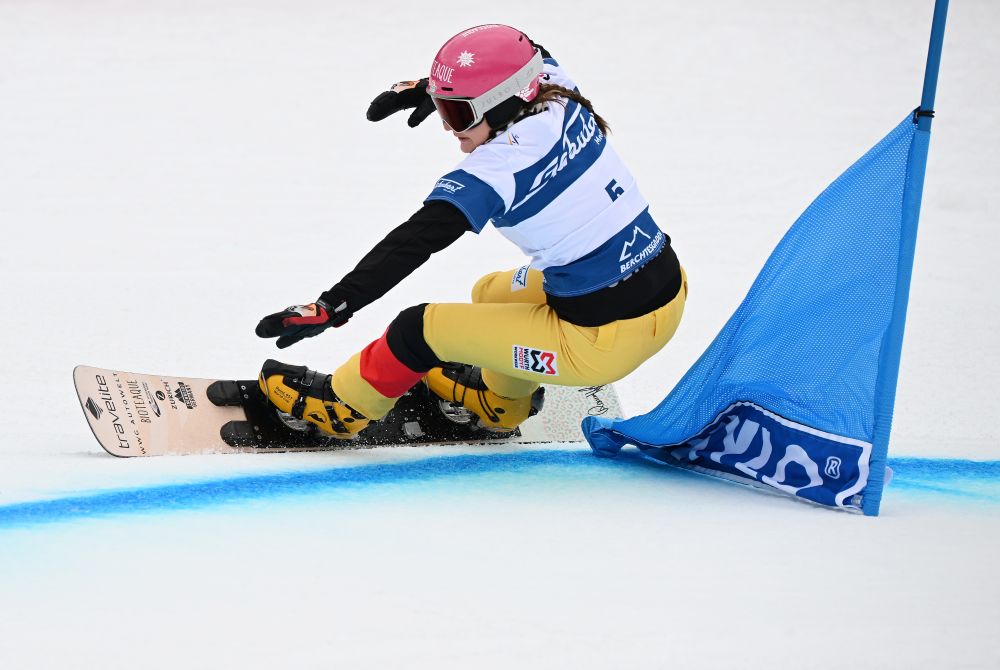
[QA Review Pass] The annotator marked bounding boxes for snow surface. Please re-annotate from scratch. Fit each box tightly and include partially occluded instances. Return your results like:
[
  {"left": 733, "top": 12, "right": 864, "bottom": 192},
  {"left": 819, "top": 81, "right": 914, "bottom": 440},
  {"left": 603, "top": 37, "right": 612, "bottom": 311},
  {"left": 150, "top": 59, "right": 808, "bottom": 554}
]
[{"left": 1, "top": 1, "right": 998, "bottom": 668}]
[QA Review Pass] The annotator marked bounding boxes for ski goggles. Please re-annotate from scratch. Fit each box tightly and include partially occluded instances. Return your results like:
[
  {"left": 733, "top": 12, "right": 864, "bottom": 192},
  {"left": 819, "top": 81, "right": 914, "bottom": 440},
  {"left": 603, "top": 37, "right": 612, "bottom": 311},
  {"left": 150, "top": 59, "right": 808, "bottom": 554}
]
[{"left": 430, "top": 49, "right": 544, "bottom": 132}]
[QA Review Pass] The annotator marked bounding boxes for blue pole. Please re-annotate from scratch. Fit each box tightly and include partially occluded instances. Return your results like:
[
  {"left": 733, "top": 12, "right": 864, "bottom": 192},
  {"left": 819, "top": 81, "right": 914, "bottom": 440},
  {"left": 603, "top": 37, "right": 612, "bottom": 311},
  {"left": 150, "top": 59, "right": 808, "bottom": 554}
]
[
  {"left": 917, "top": 0, "right": 949, "bottom": 131},
  {"left": 865, "top": 0, "right": 949, "bottom": 515}
]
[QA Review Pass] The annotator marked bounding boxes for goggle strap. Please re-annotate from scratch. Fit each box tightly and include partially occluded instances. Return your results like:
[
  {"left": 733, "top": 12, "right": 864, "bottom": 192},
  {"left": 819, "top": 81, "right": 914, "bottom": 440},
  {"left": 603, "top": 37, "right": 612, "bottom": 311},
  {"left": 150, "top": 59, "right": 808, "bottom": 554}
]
[
  {"left": 434, "top": 49, "right": 544, "bottom": 131},
  {"left": 467, "top": 49, "right": 544, "bottom": 118}
]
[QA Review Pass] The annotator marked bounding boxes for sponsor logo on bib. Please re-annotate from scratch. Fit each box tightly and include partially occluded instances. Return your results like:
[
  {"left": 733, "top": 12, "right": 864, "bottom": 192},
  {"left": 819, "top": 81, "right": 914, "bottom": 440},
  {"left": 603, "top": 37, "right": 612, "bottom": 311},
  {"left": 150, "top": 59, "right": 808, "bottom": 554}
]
[{"left": 435, "top": 178, "right": 465, "bottom": 194}]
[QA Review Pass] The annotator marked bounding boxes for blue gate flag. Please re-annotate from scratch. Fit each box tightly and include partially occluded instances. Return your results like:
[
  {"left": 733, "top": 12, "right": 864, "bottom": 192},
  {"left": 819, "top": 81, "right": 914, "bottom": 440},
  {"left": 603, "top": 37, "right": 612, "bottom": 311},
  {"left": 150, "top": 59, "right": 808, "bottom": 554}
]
[{"left": 583, "top": 112, "right": 932, "bottom": 515}]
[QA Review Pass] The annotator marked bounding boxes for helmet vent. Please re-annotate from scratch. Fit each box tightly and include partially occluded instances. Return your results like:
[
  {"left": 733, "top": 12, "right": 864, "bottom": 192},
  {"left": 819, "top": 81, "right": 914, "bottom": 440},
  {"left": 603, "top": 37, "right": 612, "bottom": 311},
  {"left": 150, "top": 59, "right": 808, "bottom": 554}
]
[{"left": 441, "top": 86, "right": 453, "bottom": 92}]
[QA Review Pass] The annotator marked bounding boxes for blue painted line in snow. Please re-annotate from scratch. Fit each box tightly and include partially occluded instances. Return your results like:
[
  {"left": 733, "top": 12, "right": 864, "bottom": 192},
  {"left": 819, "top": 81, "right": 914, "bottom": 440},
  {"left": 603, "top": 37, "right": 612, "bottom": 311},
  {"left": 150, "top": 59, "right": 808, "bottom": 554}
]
[
  {"left": 0, "top": 450, "right": 608, "bottom": 528},
  {"left": 882, "top": 457, "right": 1000, "bottom": 502},
  {"left": 887, "top": 457, "right": 1000, "bottom": 479},
  {"left": 0, "top": 451, "right": 997, "bottom": 529}
]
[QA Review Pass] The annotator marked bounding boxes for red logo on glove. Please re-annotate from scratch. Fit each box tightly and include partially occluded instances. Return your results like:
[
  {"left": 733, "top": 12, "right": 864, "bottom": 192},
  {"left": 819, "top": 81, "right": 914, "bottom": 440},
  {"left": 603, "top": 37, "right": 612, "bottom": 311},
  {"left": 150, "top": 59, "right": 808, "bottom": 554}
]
[{"left": 282, "top": 303, "right": 328, "bottom": 327}]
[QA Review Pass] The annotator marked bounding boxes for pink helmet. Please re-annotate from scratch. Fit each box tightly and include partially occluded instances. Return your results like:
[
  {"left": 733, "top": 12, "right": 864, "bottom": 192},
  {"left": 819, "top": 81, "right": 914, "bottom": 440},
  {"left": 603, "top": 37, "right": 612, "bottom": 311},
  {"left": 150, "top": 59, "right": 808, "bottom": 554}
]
[{"left": 428, "top": 24, "right": 544, "bottom": 132}]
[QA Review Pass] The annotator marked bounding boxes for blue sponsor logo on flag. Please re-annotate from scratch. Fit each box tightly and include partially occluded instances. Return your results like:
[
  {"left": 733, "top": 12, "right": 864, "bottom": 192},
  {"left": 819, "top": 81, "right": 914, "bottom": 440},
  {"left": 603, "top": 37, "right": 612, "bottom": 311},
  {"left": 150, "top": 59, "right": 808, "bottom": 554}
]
[{"left": 664, "top": 402, "right": 872, "bottom": 511}]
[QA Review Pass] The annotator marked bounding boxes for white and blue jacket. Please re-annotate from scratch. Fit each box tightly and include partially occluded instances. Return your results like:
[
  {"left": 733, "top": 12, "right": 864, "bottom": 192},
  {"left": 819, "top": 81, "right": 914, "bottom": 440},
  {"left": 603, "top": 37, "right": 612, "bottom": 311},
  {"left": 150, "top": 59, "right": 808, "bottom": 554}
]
[{"left": 425, "top": 61, "right": 666, "bottom": 298}]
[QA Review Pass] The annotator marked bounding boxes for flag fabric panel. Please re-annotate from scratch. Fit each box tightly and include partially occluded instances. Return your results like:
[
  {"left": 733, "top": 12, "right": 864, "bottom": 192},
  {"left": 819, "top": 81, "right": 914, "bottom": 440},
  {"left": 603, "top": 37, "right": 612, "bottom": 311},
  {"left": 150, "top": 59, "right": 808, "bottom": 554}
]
[{"left": 584, "top": 113, "right": 930, "bottom": 515}]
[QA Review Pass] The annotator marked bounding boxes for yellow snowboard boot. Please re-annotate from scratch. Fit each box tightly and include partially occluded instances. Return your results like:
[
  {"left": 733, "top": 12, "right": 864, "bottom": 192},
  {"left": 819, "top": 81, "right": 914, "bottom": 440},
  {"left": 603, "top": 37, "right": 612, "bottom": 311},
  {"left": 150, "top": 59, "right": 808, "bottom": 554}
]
[
  {"left": 258, "top": 359, "right": 369, "bottom": 439},
  {"left": 424, "top": 365, "right": 544, "bottom": 432}
]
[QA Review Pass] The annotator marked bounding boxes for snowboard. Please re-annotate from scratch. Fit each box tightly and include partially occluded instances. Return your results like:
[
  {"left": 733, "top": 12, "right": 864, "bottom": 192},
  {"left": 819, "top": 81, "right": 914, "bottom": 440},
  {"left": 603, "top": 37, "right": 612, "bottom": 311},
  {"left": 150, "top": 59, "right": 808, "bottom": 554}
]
[{"left": 73, "top": 365, "right": 622, "bottom": 457}]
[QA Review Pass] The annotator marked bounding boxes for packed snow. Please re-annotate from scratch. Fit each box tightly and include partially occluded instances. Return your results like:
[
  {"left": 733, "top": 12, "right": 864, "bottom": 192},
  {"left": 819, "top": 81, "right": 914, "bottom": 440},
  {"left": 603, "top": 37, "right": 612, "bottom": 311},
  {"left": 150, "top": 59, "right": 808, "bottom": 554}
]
[{"left": 1, "top": 1, "right": 997, "bottom": 668}]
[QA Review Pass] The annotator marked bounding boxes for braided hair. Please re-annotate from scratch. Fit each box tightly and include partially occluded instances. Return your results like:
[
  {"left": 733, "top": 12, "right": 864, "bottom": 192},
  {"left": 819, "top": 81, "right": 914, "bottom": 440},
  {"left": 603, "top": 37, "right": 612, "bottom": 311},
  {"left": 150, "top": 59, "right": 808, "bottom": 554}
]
[
  {"left": 487, "top": 83, "right": 612, "bottom": 139},
  {"left": 532, "top": 83, "right": 611, "bottom": 135}
]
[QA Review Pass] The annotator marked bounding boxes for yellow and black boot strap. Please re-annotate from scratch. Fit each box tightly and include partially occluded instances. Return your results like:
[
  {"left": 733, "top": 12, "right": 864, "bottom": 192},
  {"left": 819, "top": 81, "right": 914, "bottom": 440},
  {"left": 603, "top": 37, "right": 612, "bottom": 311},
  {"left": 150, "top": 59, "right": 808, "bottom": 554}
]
[
  {"left": 440, "top": 364, "right": 544, "bottom": 424},
  {"left": 261, "top": 360, "right": 321, "bottom": 411},
  {"left": 267, "top": 362, "right": 368, "bottom": 436},
  {"left": 441, "top": 365, "right": 499, "bottom": 424},
  {"left": 261, "top": 359, "right": 346, "bottom": 426},
  {"left": 280, "top": 367, "right": 335, "bottom": 421}
]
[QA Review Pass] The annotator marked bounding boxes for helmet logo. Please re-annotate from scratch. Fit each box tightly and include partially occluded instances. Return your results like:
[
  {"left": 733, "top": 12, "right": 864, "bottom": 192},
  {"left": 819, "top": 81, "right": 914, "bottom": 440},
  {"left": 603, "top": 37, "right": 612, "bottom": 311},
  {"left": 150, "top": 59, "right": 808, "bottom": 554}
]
[
  {"left": 431, "top": 60, "right": 454, "bottom": 84},
  {"left": 516, "top": 83, "right": 537, "bottom": 101},
  {"left": 457, "top": 51, "right": 475, "bottom": 67}
]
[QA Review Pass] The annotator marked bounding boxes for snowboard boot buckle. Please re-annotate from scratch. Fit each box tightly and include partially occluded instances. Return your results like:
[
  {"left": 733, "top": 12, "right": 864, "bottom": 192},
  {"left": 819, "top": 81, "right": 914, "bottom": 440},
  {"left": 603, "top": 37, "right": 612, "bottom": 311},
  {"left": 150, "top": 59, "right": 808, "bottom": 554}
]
[
  {"left": 424, "top": 365, "right": 544, "bottom": 432},
  {"left": 258, "top": 359, "right": 369, "bottom": 439}
]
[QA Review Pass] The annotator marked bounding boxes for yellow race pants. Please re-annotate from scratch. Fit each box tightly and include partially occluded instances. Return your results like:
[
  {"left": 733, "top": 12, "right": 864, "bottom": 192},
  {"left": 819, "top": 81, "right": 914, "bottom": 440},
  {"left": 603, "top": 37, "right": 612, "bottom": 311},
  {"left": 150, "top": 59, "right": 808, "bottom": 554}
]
[{"left": 332, "top": 267, "right": 686, "bottom": 420}]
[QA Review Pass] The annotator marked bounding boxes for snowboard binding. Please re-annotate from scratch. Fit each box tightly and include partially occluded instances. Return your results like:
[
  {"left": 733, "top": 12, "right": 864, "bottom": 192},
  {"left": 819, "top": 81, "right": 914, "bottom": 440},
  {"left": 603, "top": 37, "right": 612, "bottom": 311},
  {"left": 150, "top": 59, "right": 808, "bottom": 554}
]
[
  {"left": 205, "top": 363, "right": 537, "bottom": 450},
  {"left": 206, "top": 378, "right": 341, "bottom": 449},
  {"left": 257, "top": 359, "right": 370, "bottom": 439},
  {"left": 424, "top": 365, "right": 545, "bottom": 433}
]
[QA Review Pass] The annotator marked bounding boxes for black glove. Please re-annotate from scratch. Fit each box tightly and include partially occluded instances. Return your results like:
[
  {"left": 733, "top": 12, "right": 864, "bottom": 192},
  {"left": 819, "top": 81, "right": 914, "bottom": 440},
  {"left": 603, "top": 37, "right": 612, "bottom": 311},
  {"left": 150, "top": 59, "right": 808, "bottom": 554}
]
[
  {"left": 367, "top": 79, "right": 436, "bottom": 128},
  {"left": 256, "top": 293, "right": 352, "bottom": 349}
]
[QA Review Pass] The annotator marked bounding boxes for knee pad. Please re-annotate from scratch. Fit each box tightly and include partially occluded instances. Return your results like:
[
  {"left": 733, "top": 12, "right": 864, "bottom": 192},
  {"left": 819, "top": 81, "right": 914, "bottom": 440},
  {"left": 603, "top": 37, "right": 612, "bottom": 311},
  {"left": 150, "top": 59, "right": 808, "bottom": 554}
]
[{"left": 386, "top": 304, "right": 444, "bottom": 372}]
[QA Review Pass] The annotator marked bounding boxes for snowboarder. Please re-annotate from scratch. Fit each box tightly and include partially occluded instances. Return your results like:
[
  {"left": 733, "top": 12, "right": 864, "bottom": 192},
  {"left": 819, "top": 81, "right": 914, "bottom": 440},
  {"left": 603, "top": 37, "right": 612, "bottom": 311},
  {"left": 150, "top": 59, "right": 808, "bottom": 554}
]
[{"left": 256, "top": 24, "right": 687, "bottom": 439}]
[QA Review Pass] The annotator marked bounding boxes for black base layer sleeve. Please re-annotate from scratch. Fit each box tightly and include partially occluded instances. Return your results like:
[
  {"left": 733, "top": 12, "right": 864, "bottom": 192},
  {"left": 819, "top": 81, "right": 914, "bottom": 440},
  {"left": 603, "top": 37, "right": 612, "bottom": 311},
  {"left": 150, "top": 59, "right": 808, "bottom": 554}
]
[
  {"left": 329, "top": 200, "right": 470, "bottom": 314},
  {"left": 545, "top": 242, "right": 683, "bottom": 327}
]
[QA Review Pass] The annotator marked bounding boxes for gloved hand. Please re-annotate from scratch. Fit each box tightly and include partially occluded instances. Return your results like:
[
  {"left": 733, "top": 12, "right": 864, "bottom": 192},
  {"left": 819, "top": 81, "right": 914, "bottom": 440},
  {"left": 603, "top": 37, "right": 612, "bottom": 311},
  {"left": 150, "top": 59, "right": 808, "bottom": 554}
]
[
  {"left": 256, "top": 294, "right": 352, "bottom": 349},
  {"left": 366, "top": 78, "right": 436, "bottom": 128}
]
